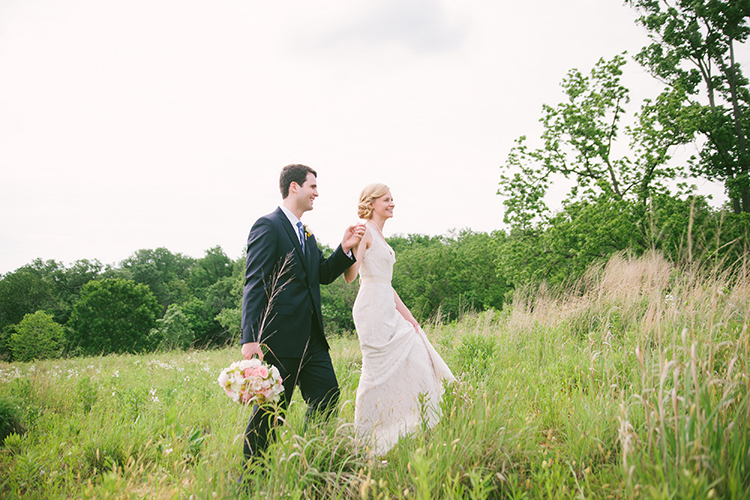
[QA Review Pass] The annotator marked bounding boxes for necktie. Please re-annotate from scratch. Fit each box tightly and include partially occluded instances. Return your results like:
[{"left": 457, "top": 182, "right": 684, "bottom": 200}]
[{"left": 296, "top": 221, "right": 305, "bottom": 252}]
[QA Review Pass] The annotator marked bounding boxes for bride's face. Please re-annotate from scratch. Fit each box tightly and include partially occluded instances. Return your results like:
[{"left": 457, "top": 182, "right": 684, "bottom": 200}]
[{"left": 371, "top": 190, "right": 395, "bottom": 219}]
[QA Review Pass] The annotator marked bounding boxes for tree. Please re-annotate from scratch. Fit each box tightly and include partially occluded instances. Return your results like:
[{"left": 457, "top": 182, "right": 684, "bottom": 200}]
[
  {"left": 0, "top": 259, "right": 104, "bottom": 358},
  {"left": 188, "top": 246, "right": 234, "bottom": 294},
  {"left": 118, "top": 248, "right": 195, "bottom": 308},
  {"left": 9, "top": 311, "right": 65, "bottom": 362},
  {"left": 390, "top": 230, "right": 509, "bottom": 322},
  {"left": 627, "top": 0, "right": 750, "bottom": 212},
  {"left": 498, "top": 54, "right": 689, "bottom": 230},
  {"left": 495, "top": 193, "right": 721, "bottom": 287},
  {"left": 66, "top": 278, "right": 161, "bottom": 356},
  {"left": 150, "top": 304, "right": 194, "bottom": 351},
  {"left": 0, "top": 265, "right": 58, "bottom": 358},
  {"left": 319, "top": 276, "right": 359, "bottom": 334},
  {"left": 0, "top": 264, "right": 58, "bottom": 332},
  {"left": 53, "top": 259, "right": 103, "bottom": 323},
  {"left": 182, "top": 298, "right": 218, "bottom": 347}
]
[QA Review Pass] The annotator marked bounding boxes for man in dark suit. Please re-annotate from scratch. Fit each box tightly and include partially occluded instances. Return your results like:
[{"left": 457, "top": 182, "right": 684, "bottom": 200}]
[{"left": 240, "top": 164, "right": 364, "bottom": 467}]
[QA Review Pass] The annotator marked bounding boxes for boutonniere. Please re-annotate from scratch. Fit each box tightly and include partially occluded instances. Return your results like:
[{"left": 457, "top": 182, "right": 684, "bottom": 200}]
[{"left": 303, "top": 224, "right": 312, "bottom": 238}]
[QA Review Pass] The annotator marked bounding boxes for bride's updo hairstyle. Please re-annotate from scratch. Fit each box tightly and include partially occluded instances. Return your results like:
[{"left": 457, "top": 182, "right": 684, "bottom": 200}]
[{"left": 357, "top": 183, "right": 390, "bottom": 220}]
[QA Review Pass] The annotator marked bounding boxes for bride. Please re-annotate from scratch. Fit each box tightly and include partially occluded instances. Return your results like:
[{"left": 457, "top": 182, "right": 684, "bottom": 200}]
[{"left": 344, "top": 183, "right": 455, "bottom": 456}]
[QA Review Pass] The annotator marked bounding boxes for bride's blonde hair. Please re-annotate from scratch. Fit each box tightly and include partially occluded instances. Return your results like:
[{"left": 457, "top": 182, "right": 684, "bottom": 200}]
[{"left": 357, "top": 183, "right": 390, "bottom": 220}]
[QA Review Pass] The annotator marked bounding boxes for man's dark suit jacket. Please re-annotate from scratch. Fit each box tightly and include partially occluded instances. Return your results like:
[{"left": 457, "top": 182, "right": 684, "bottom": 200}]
[{"left": 241, "top": 207, "right": 354, "bottom": 358}]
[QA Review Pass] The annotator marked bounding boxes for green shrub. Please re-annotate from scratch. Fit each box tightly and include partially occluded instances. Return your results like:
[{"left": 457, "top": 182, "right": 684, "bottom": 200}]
[
  {"left": 9, "top": 310, "right": 64, "bottom": 362},
  {"left": 151, "top": 304, "right": 194, "bottom": 350},
  {"left": 215, "top": 306, "right": 241, "bottom": 344}
]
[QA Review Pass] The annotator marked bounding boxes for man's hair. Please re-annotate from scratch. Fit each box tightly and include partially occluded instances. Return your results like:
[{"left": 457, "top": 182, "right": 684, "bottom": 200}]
[{"left": 280, "top": 164, "right": 317, "bottom": 199}]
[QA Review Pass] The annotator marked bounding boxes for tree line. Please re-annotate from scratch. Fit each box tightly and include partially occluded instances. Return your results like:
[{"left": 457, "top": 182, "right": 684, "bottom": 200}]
[
  {"left": 1, "top": 0, "right": 748, "bottom": 362},
  {"left": 1, "top": 196, "right": 746, "bottom": 363}
]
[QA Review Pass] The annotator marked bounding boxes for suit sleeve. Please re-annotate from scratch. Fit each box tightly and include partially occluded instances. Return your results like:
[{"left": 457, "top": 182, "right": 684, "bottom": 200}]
[
  {"left": 317, "top": 243, "right": 356, "bottom": 285},
  {"left": 241, "top": 218, "right": 278, "bottom": 345}
]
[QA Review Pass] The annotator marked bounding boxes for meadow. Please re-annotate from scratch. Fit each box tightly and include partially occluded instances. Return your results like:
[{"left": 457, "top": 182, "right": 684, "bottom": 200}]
[{"left": 0, "top": 252, "right": 747, "bottom": 499}]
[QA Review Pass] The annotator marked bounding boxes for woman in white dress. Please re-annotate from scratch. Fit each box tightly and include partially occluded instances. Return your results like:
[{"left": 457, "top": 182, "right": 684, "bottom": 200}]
[{"left": 344, "top": 183, "right": 455, "bottom": 456}]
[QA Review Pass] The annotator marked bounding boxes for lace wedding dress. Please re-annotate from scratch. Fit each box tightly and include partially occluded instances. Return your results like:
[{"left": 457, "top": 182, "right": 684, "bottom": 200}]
[{"left": 352, "top": 224, "right": 455, "bottom": 456}]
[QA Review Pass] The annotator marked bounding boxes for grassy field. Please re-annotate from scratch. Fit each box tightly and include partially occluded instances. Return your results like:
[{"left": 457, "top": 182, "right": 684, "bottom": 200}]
[{"left": 0, "top": 252, "right": 748, "bottom": 499}]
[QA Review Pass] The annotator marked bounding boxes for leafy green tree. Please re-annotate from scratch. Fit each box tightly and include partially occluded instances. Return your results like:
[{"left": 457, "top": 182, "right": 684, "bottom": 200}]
[
  {"left": 0, "top": 264, "right": 60, "bottom": 358},
  {"left": 215, "top": 307, "right": 242, "bottom": 343},
  {"left": 386, "top": 234, "right": 444, "bottom": 254},
  {"left": 150, "top": 304, "right": 194, "bottom": 351},
  {"left": 182, "top": 298, "right": 218, "bottom": 347},
  {"left": 53, "top": 259, "right": 103, "bottom": 323},
  {"left": 313, "top": 243, "right": 359, "bottom": 334},
  {"left": 66, "top": 278, "right": 161, "bottom": 356},
  {"left": 118, "top": 248, "right": 195, "bottom": 308},
  {"left": 390, "top": 230, "right": 509, "bottom": 322},
  {"left": 499, "top": 54, "right": 690, "bottom": 230},
  {"left": 493, "top": 54, "right": 736, "bottom": 286},
  {"left": 0, "top": 259, "right": 103, "bottom": 336},
  {"left": 214, "top": 259, "right": 245, "bottom": 343},
  {"left": 9, "top": 311, "right": 65, "bottom": 362},
  {"left": 320, "top": 277, "right": 359, "bottom": 334},
  {"left": 495, "top": 196, "right": 633, "bottom": 287},
  {"left": 201, "top": 276, "right": 239, "bottom": 345},
  {"left": 0, "top": 265, "right": 58, "bottom": 332},
  {"left": 627, "top": 0, "right": 750, "bottom": 212},
  {"left": 496, "top": 193, "right": 719, "bottom": 287},
  {"left": 188, "top": 246, "right": 233, "bottom": 295}
]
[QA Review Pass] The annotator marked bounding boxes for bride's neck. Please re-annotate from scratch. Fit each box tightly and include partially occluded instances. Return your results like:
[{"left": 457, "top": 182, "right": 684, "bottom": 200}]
[{"left": 369, "top": 217, "right": 386, "bottom": 233}]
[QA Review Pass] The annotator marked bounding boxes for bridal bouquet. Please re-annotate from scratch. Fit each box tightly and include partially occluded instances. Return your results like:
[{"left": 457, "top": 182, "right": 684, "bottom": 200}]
[{"left": 217, "top": 359, "right": 284, "bottom": 405}]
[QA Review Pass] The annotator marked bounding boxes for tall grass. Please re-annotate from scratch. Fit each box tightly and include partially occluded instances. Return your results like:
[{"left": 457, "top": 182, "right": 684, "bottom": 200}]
[{"left": 0, "top": 252, "right": 747, "bottom": 498}]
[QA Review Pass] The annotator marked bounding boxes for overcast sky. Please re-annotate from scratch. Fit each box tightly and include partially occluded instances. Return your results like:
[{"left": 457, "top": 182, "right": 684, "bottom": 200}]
[{"left": 0, "top": 0, "right": 739, "bottom": 274}]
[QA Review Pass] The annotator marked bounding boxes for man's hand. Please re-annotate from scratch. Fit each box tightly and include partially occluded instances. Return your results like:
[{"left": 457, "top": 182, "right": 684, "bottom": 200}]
[
  {"left": 341, "top": 223, "right": 366, "bottom": 254},
  {"left": 241, "top": 342, "right": 263, "bottom": 361}
]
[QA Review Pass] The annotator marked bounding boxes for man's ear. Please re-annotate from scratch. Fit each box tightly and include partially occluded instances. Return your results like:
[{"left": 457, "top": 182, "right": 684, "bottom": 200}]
[{"left": 289, "top": 181, "right": 299, "bottom": 195}]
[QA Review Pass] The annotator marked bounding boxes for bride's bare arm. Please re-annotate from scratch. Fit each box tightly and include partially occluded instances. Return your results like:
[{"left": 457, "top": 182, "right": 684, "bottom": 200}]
[
  {"left": 394, "top": 288, "right": 420, "bottom": 332},
  {"left": 344, "top": 228, "right": 372, "bottom": 283}
]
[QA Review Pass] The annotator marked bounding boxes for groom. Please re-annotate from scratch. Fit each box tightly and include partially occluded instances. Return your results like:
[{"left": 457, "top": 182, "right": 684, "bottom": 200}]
[{"left": 240, "top": 164, "right": 364, "bottom": 466}]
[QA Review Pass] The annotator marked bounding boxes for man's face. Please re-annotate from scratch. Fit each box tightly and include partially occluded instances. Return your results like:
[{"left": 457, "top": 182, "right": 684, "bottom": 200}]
[{"left": 294, "top": 172, "right": 318, "bottom": 213}]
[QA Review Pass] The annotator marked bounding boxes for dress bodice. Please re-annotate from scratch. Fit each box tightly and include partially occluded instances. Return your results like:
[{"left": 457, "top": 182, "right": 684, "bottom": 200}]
[{"left": 358, "top": 223, "right": 395, "bottom": 284}]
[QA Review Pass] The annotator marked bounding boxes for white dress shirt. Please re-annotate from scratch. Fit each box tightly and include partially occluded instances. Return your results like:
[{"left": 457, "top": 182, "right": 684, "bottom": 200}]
[{"left": 278, "top": 205, "right": 354, "bottom": 259}]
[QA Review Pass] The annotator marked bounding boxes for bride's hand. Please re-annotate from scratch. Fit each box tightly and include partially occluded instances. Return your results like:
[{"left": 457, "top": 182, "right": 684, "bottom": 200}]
[{"left": 407, "top": 317, "right": 420, "bottom": 333}]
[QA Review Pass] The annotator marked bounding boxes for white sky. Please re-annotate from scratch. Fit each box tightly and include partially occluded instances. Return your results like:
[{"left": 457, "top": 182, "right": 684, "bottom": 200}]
[{"left": 0, "top": 0, "right": 739, "bottom": 274}]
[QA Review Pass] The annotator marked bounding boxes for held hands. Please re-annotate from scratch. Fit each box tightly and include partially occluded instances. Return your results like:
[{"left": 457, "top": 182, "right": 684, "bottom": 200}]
[
  {"left": 241, "top": 342, "right": 264, "bottom": 361},
  {"left": 341, "top": 223, "right": 366, "bottom": 254}
]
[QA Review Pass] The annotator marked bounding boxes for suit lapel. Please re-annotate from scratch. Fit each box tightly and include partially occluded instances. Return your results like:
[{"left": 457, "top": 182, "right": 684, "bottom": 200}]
[{"left": 274, "top": 207, "right": 310, "bottom": 273}]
